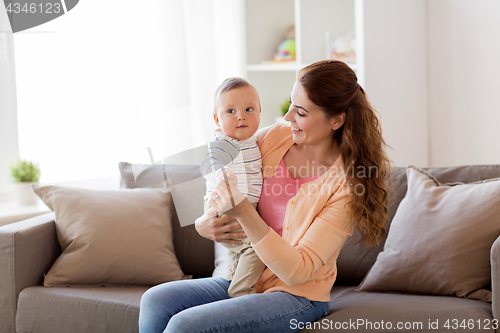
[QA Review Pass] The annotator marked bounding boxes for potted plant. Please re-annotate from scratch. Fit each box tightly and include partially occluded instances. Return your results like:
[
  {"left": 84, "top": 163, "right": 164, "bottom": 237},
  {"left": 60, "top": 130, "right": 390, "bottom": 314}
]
[
  {"left": 275, "top": 98, "right": 291, "bottom": 124},
  {"left": 10, "top": 159, "right": 41, "bottom": 205}
]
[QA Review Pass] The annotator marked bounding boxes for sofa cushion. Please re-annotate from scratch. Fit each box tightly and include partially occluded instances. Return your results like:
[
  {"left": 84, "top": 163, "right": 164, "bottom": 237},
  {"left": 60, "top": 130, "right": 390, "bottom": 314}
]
[
  {"left": 118, "top": 162, "right": 215, "bottom": 278},
  {"left": 357, "top": 167, "right": 500, "bottom": 301},
  {"left": 16, "top": 286, "right": 147, "bottom": 333},
  {"left": 33, "top": 185, "right": 185, "bottom": 286},
  {"left": 336, "top": 165, "right": 500, "bottom": 285},
  {"left": 297, "top": 286, "right": 493, "bottom": 333}
]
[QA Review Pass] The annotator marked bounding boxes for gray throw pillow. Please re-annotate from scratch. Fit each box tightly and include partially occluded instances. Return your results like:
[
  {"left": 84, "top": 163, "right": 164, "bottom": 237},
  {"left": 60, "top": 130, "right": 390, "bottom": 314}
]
[{"left": 357, "top": 167, "right": 500, "bottom": 302}]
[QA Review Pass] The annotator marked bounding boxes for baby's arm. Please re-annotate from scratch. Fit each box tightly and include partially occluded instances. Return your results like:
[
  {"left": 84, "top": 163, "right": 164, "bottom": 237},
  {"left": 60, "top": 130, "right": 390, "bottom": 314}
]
[{"left": 200, "top": 139, "right": 240, "bottom": 182}]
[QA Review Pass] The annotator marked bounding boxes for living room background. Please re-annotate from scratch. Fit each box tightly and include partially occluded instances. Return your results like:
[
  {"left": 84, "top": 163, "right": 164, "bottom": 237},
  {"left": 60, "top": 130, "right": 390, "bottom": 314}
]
[
  {"left": 1, "top": 0, "right": 499, "bottom": 201},
  {"left": 0, "top": 0, "right": 245, "bottom": 199}
]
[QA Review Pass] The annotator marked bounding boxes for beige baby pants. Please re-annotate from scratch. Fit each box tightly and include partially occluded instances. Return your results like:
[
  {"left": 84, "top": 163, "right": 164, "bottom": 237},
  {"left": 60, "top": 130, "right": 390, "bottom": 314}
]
[{"left": 204, "top": 200, "right": 266, "bottom": 298}]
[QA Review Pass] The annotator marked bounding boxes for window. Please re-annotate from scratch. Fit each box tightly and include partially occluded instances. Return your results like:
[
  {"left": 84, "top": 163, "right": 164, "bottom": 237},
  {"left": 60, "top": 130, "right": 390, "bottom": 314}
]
[{"left": 11, "top": 0, "right": 244, "bottom": 184}]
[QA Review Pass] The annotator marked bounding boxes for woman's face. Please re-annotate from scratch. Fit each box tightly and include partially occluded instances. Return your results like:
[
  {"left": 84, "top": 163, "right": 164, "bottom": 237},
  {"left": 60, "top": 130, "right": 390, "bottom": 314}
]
[{"left": 284, "top": 81, "right": 343, "bottom": 146}]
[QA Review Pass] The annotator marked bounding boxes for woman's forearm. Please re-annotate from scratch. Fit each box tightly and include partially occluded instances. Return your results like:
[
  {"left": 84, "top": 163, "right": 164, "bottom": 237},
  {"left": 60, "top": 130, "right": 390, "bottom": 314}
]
[{"left": 231, "top": 198, "right": 270, "bottom": 245}]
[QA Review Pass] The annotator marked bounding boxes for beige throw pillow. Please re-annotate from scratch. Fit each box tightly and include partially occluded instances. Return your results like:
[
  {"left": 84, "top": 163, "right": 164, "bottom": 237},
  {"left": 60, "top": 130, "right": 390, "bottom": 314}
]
[
  {"left": 358, "top": 167, "right": 500, "bottom": 301},
  {"left": 118, "top": 162, "right": 216, "bottom": 278},
  {"left": 32, "top": 185, "right": 185, "bottom": 286}
]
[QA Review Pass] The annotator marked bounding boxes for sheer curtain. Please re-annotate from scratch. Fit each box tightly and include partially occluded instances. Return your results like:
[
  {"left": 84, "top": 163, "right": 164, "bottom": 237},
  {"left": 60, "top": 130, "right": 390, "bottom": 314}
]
[
  {"left": 0, "top": 5, "right": 19, "bottom": 198},
  {"left": 13, "top": 0, "right": 244, "bottom": 183}
]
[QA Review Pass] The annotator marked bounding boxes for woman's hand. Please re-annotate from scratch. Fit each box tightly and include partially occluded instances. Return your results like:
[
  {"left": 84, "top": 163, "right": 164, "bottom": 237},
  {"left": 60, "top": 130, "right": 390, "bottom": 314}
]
[
  {"left": 215, "top": 167, "right": 238, "bottom": 186},
  {"left": 208, "top": 178, "right": 248, "bottom": 218},
  {"left": 208, "top": 182, "right": 269, "bottom": 244},
  {"left": 195, "top": 207, "right": 246, "bottom": 245},
  {"left": 208, "top": 179, "right": 269, "bottom": 245}
]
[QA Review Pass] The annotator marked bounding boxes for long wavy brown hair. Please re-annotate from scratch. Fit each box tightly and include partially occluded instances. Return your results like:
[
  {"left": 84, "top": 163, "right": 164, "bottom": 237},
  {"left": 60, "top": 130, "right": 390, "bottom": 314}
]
[{"left": 297, "top": 60, "right": 391, "bottom": 246}]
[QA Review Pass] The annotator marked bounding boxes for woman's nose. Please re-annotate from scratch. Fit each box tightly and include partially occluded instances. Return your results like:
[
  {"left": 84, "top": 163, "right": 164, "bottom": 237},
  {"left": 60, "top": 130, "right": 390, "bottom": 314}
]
[{"left": 283, "top": 109, "right": 292, "bottom": 121}]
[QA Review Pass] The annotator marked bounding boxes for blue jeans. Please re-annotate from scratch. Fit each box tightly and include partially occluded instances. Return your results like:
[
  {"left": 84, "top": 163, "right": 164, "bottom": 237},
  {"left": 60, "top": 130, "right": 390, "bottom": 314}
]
[{"left": 139, "top": 277, "right": 329, "bottom": 333}]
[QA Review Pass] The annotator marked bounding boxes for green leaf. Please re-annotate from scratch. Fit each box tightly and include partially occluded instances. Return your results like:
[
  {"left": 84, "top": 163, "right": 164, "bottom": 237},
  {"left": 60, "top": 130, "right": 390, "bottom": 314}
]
[
  {"left": 281, "top": 98, "right": 291, "bottom": 116},
  {"left": 9, "top": 159, "right": 41, "bottom": 182}
]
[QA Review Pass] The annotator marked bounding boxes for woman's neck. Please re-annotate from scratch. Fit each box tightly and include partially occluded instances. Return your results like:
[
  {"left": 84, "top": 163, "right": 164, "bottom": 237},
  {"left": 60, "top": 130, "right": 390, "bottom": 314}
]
[
  {"left": 293, "top": 139, "right": 341, "bottom": 168},
  {"left": 283, "top": 139, "right": 341, "bottom": 180}
]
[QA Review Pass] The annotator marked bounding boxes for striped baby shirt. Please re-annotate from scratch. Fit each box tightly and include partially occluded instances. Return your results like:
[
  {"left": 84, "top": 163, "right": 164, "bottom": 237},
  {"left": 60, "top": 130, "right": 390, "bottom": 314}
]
[{"left": 201, "top": 130, "right": 263, "bottom": 204}]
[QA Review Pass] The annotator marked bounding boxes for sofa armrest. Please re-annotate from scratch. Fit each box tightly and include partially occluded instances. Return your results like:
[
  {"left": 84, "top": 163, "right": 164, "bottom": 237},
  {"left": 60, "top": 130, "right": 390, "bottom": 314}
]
[
  {"left": 491, "top": 235, "right": 500, "bottom": 329},
  {"left": 0, "top": 212, "right": 60, "bottom": 333}
]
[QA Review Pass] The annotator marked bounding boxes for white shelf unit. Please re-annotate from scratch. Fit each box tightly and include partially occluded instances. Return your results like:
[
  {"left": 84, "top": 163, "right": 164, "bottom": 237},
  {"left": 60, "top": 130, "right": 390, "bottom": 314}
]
[
  {"left": 243, "top": 0, "right": 430, "bottom": 167},
  {"left": 243, "top": 0, "right": 363, "bottom": 127}
]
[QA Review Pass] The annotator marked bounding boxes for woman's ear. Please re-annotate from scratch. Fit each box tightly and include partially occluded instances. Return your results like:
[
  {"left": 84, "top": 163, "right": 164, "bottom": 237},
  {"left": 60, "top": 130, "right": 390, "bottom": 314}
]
[{"left": 330, "top": 113, "right": 346, "bottom": 130}]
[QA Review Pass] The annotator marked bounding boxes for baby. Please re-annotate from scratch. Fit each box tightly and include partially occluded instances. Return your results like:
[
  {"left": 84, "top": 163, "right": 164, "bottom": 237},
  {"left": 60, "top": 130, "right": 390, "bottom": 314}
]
[{"left": 200, "top": 77, "right": 265, "bottom": 298}]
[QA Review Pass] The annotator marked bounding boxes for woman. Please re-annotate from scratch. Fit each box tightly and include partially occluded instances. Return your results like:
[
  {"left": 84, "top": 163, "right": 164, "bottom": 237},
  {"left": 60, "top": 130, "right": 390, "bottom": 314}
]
[{"left": 139, "top": 60, "right": 391, "bottom": 333}]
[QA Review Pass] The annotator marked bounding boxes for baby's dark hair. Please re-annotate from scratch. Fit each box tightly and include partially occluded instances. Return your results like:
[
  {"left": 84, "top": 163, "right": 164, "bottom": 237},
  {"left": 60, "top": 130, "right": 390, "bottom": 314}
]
[{"left": 213, "top": 77, "right": 253, "bottom": 115}]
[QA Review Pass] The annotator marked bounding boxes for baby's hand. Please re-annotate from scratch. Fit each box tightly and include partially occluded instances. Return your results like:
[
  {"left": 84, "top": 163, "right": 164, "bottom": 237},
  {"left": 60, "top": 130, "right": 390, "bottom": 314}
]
[{"left": 216, "top": 167, "right": 238, "bottom": 186}]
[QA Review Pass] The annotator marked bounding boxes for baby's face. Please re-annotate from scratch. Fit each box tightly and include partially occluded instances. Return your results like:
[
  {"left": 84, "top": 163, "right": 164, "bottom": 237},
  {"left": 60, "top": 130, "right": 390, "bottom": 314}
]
[{"left": 214, "top": 86, "right": 261, "bottom": 141}]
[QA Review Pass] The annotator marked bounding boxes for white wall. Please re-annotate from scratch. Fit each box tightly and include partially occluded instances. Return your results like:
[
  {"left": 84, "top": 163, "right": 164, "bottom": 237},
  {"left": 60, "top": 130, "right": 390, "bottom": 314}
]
[
  {"left": 0, "top": 6, "right": 19, "bottom": 199},
  {"left": 363, "top": 0, "right": 500, "bottom": 168},
  {"left": 428, "top": 0, "right": 500, "bottom": 167},
  {"left": 363, "top": 0, "right": 429, "bottom": 167}
]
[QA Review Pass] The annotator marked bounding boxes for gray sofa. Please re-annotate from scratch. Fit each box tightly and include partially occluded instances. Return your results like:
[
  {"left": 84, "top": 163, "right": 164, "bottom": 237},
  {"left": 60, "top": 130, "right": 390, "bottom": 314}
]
[{"left": 1, "top": 164, "right": 500, "bottom": 333}]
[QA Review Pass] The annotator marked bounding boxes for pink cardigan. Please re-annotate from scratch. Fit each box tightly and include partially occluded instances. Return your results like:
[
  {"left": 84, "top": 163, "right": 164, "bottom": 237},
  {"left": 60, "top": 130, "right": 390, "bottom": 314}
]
[{"left": 253, "top": 123, "right": 354, "bottom": 302}]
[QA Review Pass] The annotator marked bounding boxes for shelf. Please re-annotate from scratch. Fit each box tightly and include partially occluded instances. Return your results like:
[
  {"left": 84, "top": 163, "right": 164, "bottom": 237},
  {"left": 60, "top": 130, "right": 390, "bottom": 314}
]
[
  {"left": 0, "top": 176, "right": 120, "bottom": 227},
  {"left": 0, "top": 200, "right": 50, "bottom": 227},
  {"left": 247, "top": 62, "right": 298, "bottom": 72},
  {"left": 247, "top": 61, "right": 357, "bottom": 72},
  {"left": 243, "top": 0, "right": 362, "bottom": 127}
]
